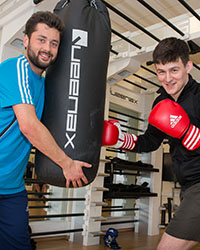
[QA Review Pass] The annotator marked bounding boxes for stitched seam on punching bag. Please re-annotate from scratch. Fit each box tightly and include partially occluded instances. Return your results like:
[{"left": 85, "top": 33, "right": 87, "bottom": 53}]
[{"left": 0, "top": 116, "right": 17, "bottom": 138}]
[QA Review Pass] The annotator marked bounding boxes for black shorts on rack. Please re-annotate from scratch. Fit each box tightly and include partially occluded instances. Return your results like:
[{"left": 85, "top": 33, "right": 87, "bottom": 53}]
[{"left": 166, "top": 182, "right": 200, "bottom": 242}]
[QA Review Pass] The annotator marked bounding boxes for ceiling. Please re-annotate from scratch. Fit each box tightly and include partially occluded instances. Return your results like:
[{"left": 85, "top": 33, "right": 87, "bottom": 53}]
[{"left": 107, "top": 0, "right": 200, "bottom": 33}]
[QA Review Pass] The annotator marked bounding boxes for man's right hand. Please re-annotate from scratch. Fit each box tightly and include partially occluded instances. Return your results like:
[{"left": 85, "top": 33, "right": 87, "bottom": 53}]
[
  {"left": 102, "top": 120, "right": 138, "bottom": 151},
  {"left": 62, "top": 158, "right": 92, "bottom": 188}
]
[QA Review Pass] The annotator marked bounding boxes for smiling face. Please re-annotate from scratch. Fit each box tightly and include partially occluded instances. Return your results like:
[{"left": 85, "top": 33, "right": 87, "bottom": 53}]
[
  {"left": 23, "top": 22, "right": 60, "bottom": 75},
  {"left": 155, "top": 58, "right": 193, "bottom": 101}
]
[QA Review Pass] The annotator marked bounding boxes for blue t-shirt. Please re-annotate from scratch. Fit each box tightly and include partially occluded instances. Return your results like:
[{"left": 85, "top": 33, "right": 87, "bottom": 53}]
[{"left": 0, "top": 55, "right": 45, "bottom": 194}]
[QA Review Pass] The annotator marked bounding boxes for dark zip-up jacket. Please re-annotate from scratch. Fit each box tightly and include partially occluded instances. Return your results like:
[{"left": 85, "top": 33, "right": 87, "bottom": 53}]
[{"left": 133, "top": 75, "right": 200, "bottom": 190}]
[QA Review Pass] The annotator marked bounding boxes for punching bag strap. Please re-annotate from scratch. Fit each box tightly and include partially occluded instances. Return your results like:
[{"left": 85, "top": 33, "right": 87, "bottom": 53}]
[
  {"left": 89, "top": 0, "right": 111, "bottom": 29},
  {"left": 54, "top": 0, "right": 70, "bottom": 11},
  {"left": 90, "top": 0, "right": 97, "bottom": 9}
]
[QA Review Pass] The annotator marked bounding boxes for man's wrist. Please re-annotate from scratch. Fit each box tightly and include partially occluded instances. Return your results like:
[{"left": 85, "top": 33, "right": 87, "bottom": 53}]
[{"left": 57, "top": 153, "right": 72, "bottom": 169}]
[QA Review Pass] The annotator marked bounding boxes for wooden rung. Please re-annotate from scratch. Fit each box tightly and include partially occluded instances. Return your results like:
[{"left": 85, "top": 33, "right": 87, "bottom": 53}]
[
  {"left": 97, "top": 172, "right": 110, "bottom": 177},
  {"left": 91, "top": 202, "right": 108, "bottom": 207},
  {"left": 92, "top": 187, "right": 109, "bottom": 192},
  {"left": 91, "top": 216, "right": 107, "bottom": 222},
  {"left": 89, "top": 231, "right": 105, "bottom": 237}
]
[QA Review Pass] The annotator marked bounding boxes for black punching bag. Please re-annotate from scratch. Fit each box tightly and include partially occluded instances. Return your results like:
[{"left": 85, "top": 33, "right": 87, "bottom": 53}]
[{"left": 35, "top": 0, "right": 111, "bottom": 187}]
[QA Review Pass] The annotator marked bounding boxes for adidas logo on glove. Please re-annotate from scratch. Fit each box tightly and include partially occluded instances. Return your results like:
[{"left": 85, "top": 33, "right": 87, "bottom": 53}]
[{"left": 170, "top": 115, "right": 182, "bottom": 128}]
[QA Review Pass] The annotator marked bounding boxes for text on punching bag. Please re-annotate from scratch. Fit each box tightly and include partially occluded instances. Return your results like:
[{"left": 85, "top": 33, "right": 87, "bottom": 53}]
[{"left": 64, "top": 29, "right": 88, "bottom": 149}]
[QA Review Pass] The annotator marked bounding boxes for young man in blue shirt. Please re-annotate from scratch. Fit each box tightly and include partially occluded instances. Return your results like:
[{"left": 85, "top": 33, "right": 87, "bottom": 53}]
[{"left": 0, "top": 11, "right": 91, "bottom": 249}]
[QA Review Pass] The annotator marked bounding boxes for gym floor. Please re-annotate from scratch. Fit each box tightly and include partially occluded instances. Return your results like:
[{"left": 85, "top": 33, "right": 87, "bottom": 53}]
[
  {"left": 34, "top": 229, "right": 200, "bottom": 250},
  {"left": 28, "top": 186, "right": 200, "bottom": 250}
]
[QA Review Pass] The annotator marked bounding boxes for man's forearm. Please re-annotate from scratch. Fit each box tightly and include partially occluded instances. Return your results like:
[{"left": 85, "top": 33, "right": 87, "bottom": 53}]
[
  {"left": 22, "top": 118, "right": 70, "bottom": 168},
  {"left": 13, "top": 103, "right": 70, "bottom": 169}
]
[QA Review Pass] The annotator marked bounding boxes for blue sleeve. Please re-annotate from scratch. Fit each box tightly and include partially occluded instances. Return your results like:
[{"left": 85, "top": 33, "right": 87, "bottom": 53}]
[{"left": 0, "top": 56, "right": 34, "bottom": 108}]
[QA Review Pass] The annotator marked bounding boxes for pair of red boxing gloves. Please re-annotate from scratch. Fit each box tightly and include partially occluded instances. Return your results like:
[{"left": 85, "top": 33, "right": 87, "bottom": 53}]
[{"left": 102, "top": 99, "right": 200, "bottom": 151}]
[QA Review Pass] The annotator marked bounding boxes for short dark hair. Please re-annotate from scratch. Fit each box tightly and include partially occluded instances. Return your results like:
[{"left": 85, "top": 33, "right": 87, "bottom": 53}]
[
  {"left": 24, "top": 11, "right": 65, "bottom": 38},
  {"left": 153, "top": 37, "right": 190, "bottom": 66}
]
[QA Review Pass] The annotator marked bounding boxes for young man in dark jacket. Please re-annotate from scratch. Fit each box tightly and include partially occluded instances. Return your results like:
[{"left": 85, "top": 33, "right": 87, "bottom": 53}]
[{"left": 103, "top": 37, "right": 200, "bottom": 250}]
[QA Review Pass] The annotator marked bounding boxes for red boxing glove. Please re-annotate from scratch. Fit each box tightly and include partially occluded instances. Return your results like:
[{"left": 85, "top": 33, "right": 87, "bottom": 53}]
[
  {"left": 102, "top": 120, "right": 138, "bottom": 150},
  {"left": 102, "top": 120, "right": 119, "bottom": 146},
  {"left": 149, "top": 99, "right": 200, "bottom": 151}
]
